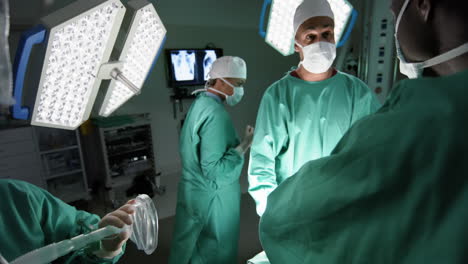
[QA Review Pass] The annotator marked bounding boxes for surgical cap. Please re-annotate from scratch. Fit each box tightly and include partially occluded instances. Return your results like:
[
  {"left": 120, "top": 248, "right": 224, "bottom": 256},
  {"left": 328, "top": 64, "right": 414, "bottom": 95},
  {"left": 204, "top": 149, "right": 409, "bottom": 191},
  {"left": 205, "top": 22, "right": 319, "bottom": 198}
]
[
  {"left": 293, "top": 0, "right": 335, "bottom": 37},
  {"left": 208, "top": 56, "right": 247, "bottom": 79}
]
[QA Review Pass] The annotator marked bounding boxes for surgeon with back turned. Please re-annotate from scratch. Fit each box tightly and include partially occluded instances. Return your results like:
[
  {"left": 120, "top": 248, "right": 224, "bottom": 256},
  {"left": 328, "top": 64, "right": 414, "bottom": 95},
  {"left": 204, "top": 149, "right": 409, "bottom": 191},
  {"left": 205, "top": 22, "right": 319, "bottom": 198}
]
[{"left": 169, "top": 56, "right": 254, "bottom": 264}]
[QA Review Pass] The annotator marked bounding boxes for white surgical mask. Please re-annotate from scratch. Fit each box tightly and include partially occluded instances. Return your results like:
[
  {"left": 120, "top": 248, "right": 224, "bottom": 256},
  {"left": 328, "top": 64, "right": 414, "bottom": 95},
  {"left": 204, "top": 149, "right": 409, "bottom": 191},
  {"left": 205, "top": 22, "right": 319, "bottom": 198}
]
[
  {"left": 211, "top": 77, "right": 244, "bottom": 106},
  {"left": 395, "top": 0, "right": 468, "bottom": 79},
  {"left": 296, "top": 41, "right": 336, "bottom": 74},
  {"left": 192, "top": 78, "right": 244, "bottom": 106}
]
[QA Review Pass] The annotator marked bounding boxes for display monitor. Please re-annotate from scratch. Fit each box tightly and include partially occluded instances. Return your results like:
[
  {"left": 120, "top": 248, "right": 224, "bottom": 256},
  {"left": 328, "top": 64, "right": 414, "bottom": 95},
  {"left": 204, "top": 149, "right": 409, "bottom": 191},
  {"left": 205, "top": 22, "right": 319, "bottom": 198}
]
[{"left": 166, "top": 48, "right": 223, "bottom": 87}]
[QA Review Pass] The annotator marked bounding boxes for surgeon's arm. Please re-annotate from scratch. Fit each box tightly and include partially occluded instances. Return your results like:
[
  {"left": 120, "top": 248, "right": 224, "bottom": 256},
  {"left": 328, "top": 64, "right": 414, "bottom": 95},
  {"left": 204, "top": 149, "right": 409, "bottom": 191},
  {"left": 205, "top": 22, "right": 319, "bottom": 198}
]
[
  {"left": 28, "top": 185, "right": 127, "bottom": 264},
  {"left": 350, "top": 79, "right": 381, "bottom": 125},
  {"left": 248, "top": 93, "right": 288, "bottom": 216},
  {"left": 199, "top": 110, "right": 245, "bottom": 186}
]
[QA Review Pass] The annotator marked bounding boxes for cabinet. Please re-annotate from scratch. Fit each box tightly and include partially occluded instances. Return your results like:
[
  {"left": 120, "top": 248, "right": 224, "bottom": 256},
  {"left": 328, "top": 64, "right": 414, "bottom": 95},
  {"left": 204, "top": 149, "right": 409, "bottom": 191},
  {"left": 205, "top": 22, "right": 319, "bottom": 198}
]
[
  {"left": 0, "top": 126, "right": 90, "bottom": 203},
  {"left": 81, "top": 114, "right": 158, "bottom": 207},
  {"left": 0, "top": 127, "right": 44, "bottom": 188},
  {"left": 35, "top": 127, "right": 90, "bottom": 202}
]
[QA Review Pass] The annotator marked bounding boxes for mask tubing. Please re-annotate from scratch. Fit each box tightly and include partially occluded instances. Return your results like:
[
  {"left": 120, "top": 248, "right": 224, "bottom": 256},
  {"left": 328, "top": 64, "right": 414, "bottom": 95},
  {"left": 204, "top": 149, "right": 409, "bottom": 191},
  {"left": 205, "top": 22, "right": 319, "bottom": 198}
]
[
  {"left": 10, "top": 194, "right": 159, "bottom": 263},
  {"left": 10, "top": 226, "right": 122, "bottom": 264}
]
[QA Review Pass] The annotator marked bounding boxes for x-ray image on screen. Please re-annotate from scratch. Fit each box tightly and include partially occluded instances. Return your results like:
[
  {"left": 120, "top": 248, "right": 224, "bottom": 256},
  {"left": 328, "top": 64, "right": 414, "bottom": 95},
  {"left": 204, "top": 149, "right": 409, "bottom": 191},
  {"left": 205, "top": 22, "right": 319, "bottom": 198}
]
[
  {"left": 166, "top": 48, "right": 223, "bottom": 87},
  {"left": 171, "top": 50, "right": 196, "bottom": 81},
  {"left": 203, "top": 50, "right": 218, "bottom": 81}
]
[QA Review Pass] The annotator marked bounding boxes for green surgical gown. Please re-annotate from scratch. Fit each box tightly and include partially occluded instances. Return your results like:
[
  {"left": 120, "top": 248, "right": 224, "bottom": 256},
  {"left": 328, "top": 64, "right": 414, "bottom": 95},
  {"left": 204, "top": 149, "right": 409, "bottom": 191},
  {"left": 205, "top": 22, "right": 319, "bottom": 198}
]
[
  {"left": 169, "top": 93, "right": 244, "bottom": 264},
  {"left": 249, "top": 71, "right": 380, "bottom": 216},
  {"left": 0, "top": 179, "right": 124, "bottom": 263},
  {"left": 260, "top": 69, "right": 468, "bottom": 263}
]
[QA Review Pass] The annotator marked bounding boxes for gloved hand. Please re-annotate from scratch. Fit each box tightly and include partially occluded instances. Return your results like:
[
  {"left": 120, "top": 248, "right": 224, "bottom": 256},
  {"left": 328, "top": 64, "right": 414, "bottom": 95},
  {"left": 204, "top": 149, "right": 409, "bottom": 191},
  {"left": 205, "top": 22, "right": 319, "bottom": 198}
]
[
  {"left": 95, "top": 200, "right": 136, "bottom": 258},
  {"left": 242, "top": 125, "right": 255, "bottom": 148},
  {"left": 236, "top": 125, "right": 255, "bottom": 154}
]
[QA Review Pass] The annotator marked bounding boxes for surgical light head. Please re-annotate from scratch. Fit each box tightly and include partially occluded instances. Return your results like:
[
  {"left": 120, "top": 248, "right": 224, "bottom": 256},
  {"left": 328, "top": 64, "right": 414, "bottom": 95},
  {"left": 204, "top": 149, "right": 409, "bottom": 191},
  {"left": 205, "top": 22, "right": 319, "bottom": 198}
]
[
  {"left": 11, "top": 0, "right": 126, "bottom": 130},
  {"left": 98, "top": 0, "right": 167, "bottom": 117},
  {"left": 11, "top": 0, "right": 167, "bottom": 129}
]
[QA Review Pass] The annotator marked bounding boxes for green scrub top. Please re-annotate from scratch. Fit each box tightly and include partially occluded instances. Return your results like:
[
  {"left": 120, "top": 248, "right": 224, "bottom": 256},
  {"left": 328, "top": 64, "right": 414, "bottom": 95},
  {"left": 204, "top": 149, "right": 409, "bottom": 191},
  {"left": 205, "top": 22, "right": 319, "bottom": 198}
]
[
  {"left": 0, "top": 179, "right": 124, "bottom": 263},
  {"left": 249, "top": 71, "right": 380, "bottom": 216},
  {"left": 169, "top": 93, "right": 244, "bottom": 264},
  {"left": 260, "top": 69, "right": 468, "bottom": 263}
]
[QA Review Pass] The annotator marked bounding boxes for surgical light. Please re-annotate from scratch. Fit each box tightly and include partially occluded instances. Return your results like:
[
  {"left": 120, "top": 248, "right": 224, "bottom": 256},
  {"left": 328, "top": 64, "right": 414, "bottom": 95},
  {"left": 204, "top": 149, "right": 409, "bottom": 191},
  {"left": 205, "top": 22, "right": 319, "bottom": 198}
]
[
  {"left": 328, "top": 0, "right": 354, "bottom": 44},
  {"left": 264, "top": 0, "right": 303, "bottom": 56},
  {"left": 12, "top": 0, "right": 167, "bottom": 129},
  {"left": 259, "top": 0, "right": 357, "bottom": 56},
  {"left": 98, "top": 0, "right": 167, "bottom": 117},
  {"left": 12, "top": 0, "right": 125, "bottom": 129}
]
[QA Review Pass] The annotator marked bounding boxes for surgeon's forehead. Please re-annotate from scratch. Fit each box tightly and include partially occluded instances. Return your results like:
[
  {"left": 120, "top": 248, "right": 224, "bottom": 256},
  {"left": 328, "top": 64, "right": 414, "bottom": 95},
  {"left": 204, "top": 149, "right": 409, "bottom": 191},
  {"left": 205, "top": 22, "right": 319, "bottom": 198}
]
[
  {"left": 226, "top": 77, "right": 246, "bottom": 84},
  {"left": 235, "top": 78, "right": 246, "bottom": 85},
  {"left": 299, "top": 17, "right": 334, "bottom": 32}
]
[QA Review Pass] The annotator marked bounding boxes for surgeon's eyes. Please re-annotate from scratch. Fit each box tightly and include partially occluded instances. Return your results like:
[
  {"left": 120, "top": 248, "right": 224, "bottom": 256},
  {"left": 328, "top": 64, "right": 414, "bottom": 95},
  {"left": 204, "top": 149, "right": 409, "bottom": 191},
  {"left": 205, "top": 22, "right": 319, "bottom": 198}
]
[
  {"left": 306, "top": 34, "right": 316, "bottom": 41},
  {"left": 322, "top": 31, "right": 331, "bottom": 39}
]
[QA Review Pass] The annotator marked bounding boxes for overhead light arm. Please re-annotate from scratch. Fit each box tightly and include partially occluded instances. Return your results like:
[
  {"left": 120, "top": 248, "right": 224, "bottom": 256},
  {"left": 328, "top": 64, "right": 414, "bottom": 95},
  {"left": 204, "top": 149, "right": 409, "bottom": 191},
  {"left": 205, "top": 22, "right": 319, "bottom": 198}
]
[
  {"left": 110, "top": 68, "right": 140, "bottom": 95},
  {"left": 97, "top": 61, "right": 139, "bottom": 95}
]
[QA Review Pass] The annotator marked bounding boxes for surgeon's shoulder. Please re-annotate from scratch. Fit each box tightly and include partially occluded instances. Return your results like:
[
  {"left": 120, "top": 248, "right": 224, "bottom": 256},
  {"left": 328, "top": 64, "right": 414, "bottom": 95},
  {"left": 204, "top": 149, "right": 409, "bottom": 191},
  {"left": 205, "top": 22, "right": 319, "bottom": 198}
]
[
  {"left": 338, "top": 72, "right": 380, "bottom": 102},
  {"left": 0, "top": 179, "right": 37, "bottom": 192},
  {"left": 195, "top": 95, "right": 228, "bottom": 120},
  {"left": 0, "top": 179, "right": 46, "bottom": 201},
  {"left": 267, "top": 73, "right": 292, "bottom": 92},
  {"left": 260, "top": 72, "right": 293, "bottom": 104},
  {"left": 193, "top": 94, "right": 222, "bottom": 112},
  {"left": 337, "top": 71, "right": 370, "bottom": 90}
]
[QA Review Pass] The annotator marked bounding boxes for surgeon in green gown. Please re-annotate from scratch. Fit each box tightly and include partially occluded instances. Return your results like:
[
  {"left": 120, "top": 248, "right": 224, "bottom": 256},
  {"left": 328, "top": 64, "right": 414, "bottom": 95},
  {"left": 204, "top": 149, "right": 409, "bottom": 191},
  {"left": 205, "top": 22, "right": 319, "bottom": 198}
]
[
  {"left": 248, "top": 0, "right": 380, "bottom": 217},
  {"left": 260, "top": 0, "right": 468, "bottom": 263},
  {"left": 0, "top": 179, "right": 135, "bottom": 263},
  {"left": 169, "top": 56, "right": 254, "bottom": 264}
]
